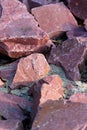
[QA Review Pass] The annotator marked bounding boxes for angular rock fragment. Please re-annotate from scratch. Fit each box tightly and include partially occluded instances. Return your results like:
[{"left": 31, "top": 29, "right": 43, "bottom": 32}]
[
  {"left": 32, "top": 3, "right": 77, "bottom": 38},
  {"left": 70, "top": 93, "right": 87, "bottom": 104},
  {"left": 10, "top": 53, "right": 50, "bottom": 89},
  {"left": 0, "top": 60, "right": 19, "bottom": 86},
  {"left": 31, "top": 100, "right": 87, "bottom": 130},
  {"left": 0, "top": 92, "right": 33, "bottom": 121},
  {"left": 0, "top": 119, "right": 23, "bottom": 130},
  {"left": 0, "top": 0, "right": 49, "bottom": 58},
  {"left": 68, "top": 0, "right": 87, "bottom": 20},
  {"left": 48, "top": 39, "right": 87, "bottom": 81},
  {"left": 28, "top": 74, "right": 63, "bottom": 120}
]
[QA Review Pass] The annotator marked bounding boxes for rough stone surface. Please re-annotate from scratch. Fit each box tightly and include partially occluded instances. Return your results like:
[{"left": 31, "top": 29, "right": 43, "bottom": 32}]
[
  {"left": 28, "top": 75, "right": 63, "bottom": 120},
  {"left": 48, "top": 39, "right": 87, "bottom": 81},
  {"left": 70, "top": 93, "right": 87, "bottom": 104},
  {"left": 31, "top": 3, "right": 77, "bottom": 38},
  {"left": 10, "top": 53, "right": 50, "bottom": 89},
  {"left": 0, "top": 0, "right": 49, "bottom": 58},
  {"left": 31, "top": 100, "right": 87, "bottom": 130},
  {"left": 0, "top": 60, "right": 19, "bottom": 86},
  {"left": 0, "top": 92, "right": 32, "bottom": 121},
  {"left": 69, "top": 0, "right": 87, "bottom": 20},
  {"left": 0, "top": 119, "right": 23, "bottom": 130}
]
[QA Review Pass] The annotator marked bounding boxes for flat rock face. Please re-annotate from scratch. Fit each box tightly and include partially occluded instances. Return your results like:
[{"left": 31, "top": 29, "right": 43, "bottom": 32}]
[
  {"left": 31, "top": 3, "right": 77, "bottom": 38},
  {"left": 0, "top": 119, "right": 23, "bottom": 130},
  {"left": 0, "top": 0, "right": 49, "bottom": 58},
  {"left": 10, "top": 53, "right": 50, "bottom": 89},
  {"left": 69, "top": 0, "right": 87, "bottom": 20},
  {"left": 31, "top": 100, "right": 87, "bottom": 130},
  {"left": 70, "top": 93, "right": 87, "bottom": 104},
  {"left": 0, "top": 92, "right": 32, "bottom": 121},
  {"left": 28, "top": 75, "right": 63, "bottom": 120},
  {"left": 48, "top": 39, "right": 87, "bottom": 81}
]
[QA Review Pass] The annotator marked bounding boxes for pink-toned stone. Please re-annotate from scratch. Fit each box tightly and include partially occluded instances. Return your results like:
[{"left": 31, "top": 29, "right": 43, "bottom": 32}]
[
  {"left": 10, "top": 53, "right": 50, "bottom": 89},
  {"left": 0, "top": 79, "right": 4, "bottom": 87},
  {"left": 31, "top": 3, "right": 78, "bottom": 38},
  {"left": 68, "top": 0, "right": 87, "bottom": 20},
  {"left": 70, "top": 93, "right": 87, "bottom": 104},
  {"left": 0, "top": 119, "right": 23, "bottom": 130},
  {"left": 28, "top": 75, "right": 63, "bottom": 120},
  {"left": 0, "top": 0, "right": 49, "bottom": 58},
  {"left": 31, "top": 100, "right": 87, "bottom": 130},
  {"left": 0, "top": 92, "right": 33, "bottom": 121},
  {"left": 48, "top": 39, "right": 87, "bottom": 81}
]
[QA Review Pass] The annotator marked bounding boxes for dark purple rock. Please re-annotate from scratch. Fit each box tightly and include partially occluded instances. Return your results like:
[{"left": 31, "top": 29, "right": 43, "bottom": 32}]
[
  {"left": 68, "top": 0, "right": 87, "bottom": 20},
  {"left": 48, "top": 39, "right": 87, "bottom": 81}
]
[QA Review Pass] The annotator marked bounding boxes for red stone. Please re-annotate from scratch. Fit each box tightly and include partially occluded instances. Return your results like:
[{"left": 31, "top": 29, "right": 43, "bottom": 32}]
[
  {"left": 0, "top": 0, "right": 49, "bottom": 58},
  {"left": 70, "top": 93, "right": 87, "bottom": 104},
  {"left": 0, "top": 79, "right": 4, "bottom": 87},
  {"left": 68, "top": 0, "right": 87, "bottom": 20},
  {"left": 10, "top": 53, "right": 50, "bottom": 89},
  {"left": 0, "top": 119, "right": 23, "bottom": 130},
  {"left": 28, "top": 75, "right": 63, "bottom": 120},
  {"left": 31, "top": 3, "right": 77, "bottom": 38},
  {"left": 31, "top": 100, "right": 87, "bottom": 130},
  {"left": 48, "top": 39, "right": 87, "bottom": 81},
  {"left": 0, "top": 92, "right": 33, "bottom": 121}
]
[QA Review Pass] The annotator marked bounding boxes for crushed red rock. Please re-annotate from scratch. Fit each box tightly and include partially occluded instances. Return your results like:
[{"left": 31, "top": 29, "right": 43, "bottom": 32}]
[
  {"left": 32, "top": 3, "right": 77, "bottom": 38},
  {"left": 0, "top": 0, "right": 50, "bottom": 58},
  {"left": 10, "top": 53, "right": 50, "bottom": 89}
]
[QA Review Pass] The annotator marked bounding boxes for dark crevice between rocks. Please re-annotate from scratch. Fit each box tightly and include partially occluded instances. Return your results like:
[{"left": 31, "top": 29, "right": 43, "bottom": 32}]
[
  {"left": 0, "top": 115, "right": 6, "bottom": 120},
  {"left": 79, "top": 52, "right": 87, "bottom": 83},
  {"left": 51, "top": 32, "right": 68, "bottom": 46},
  {"left": 0, "top": 4, "right": 2, "bottom": 18}
]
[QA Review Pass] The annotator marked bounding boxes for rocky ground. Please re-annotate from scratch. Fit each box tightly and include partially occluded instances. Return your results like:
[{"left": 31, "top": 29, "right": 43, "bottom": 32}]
[{"left": 0, "top": 0, "right": 87, "bottom": 130}]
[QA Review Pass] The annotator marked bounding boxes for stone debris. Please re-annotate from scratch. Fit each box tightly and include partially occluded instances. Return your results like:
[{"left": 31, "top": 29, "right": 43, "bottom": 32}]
[{"left": 32, "top": 3, "right": 77, "bottom": 38}]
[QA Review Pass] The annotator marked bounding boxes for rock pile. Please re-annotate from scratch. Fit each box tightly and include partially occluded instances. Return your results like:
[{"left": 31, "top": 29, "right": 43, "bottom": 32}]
[{"left": 0, "top": 0, "right": 87, "bottom": 130}]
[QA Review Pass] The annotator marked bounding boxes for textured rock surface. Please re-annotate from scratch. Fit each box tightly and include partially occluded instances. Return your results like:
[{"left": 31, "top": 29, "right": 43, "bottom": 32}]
[
  {"left": 0, "top": 92, "right": 32, "bottom": 121},
  {"left": 32, "top": 3, "right": 77, "bottom": 38},
  {"left": 0, "top": 60, "right": 19, "bottom": 86},
  {"left": 0, "top": 0, "right": 49, "bottom": 58},
  {"left": 10, "top": 53, "right": 50, "bottom": 89},
  {"left": 69, "top": 0, "right": 87, "bottom": 20},
  {"left": 0, "top": 119, "right": 23, "bottom": 130},
  {"left": 70, "top": 93, "right": 87, "bottom": 104},
  {"left": 28, "top": 75, "right": 63, "bottom": 120},
  {"left": 31, "top": 100, "right": 87, "bottom": 130},
  {"left": 48, "top": 39, "right": 87, "bottom": 81}
]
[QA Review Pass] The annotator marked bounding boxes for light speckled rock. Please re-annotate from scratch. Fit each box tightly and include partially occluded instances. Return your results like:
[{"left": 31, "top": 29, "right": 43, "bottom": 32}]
[
  {"left": 10, "top": 53, "right": 50, "bottom": 89},
  {"left": 0, "top": 0, "right": 49, "bottom": 58},
  {"left": 32, "top": 3, "right": 77, "bottom": 38}
]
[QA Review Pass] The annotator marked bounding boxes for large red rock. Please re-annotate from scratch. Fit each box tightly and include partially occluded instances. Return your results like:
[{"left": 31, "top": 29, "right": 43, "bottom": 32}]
[
  {"left": 0, "top": 0, "right": 49, "bottom": 58},
  {"left": 0, "top": 119, "right": 23, "bottom": 130},
  {"left": 28, "top": 75, "right": 63, "bottom": 120},
  {"left": 68, "top": 0, "right": 87, "bottom": 20},
  {"left": 0, "top": 92, "right": 33, "bottom": 121},
  {"left": 70, "top": 93, "right": 87, "bottom": 104},
  {"left": 48, "top": 39, "right": 87, "bottom": 81},
  {"left": 10, "top": 53, "right": 50, "bottom": 89},
  {"left": 31, "top": 3, "right": 77, "bottom": 38},
  {"left": 31, "top": 100, "right": 87, "bottom": 130}
]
